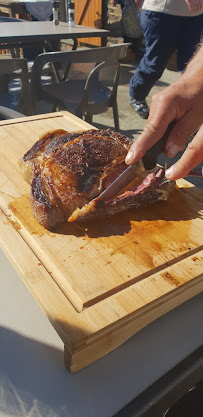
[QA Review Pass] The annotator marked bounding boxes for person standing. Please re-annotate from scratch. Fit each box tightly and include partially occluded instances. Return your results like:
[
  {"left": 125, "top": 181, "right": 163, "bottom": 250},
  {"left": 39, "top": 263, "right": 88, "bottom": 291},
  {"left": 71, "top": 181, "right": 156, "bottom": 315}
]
[{"left": 129, "top": 0, "right": 203, "bottom": 119}]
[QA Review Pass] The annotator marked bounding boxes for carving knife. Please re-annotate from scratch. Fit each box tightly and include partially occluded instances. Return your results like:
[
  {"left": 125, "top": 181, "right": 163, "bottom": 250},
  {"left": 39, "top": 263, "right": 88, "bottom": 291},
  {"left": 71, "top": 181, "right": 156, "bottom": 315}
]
[
  {"left": 97, "top": 122, "right": 175, "bottom": 202},
  {"left": 97, "top": 122, "right": 202, "bottom": 203}
]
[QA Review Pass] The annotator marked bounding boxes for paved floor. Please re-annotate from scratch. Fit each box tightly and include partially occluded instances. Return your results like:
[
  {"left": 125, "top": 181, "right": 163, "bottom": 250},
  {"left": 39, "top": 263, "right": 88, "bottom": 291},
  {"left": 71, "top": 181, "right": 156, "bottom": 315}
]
[
  {"left": 93, "top": 61, "right": 179, "bottom": 140},
  {"left": 36, "top": 55, "right": 180, "bottom": 140}
]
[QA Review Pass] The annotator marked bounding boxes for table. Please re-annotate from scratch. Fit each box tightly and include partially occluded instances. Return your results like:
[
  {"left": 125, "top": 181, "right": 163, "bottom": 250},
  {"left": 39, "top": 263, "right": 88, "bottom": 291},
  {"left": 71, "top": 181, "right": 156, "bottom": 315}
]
[
  {"left": 0, "top": 222, "right": 202, "bottom": 417},
  {"left": 1, "top": 110, "right": 203, "bottom": 372},
  {"left": 0, "top": 20, "right": 110, "bottom": 50},
  {"left": 0, "top": 112, "right": 202, "bottom": 415}
]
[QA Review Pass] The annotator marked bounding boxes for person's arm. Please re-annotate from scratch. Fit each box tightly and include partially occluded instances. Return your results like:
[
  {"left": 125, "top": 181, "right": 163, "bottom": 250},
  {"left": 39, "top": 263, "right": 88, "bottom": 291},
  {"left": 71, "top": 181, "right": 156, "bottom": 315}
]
[
  {"left": 125, "top": 42, "right": 203, "bottom": 180},
  {"left": 185, "top": 0, "right": 202, "bottom": 12}
]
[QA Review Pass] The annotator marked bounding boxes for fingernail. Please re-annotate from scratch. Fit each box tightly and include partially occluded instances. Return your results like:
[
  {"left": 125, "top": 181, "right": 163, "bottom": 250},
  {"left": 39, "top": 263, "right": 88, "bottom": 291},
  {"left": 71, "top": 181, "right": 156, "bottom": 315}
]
[
  {"left": 167, "top": 144, "right": 181, "bottom": 157},
  {"left": 125, "top": 150, "right": 134, "bottom": 164},
  {"left": 165, "top": 166, "right": 174, "bottom": 179}
]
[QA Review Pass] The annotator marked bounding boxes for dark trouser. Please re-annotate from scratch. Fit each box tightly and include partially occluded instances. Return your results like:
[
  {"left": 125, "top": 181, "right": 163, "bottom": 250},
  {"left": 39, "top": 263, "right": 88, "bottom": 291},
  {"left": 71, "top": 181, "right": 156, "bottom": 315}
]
[{"left": 129, "top": 10, "right": 203, "bottom": 101}]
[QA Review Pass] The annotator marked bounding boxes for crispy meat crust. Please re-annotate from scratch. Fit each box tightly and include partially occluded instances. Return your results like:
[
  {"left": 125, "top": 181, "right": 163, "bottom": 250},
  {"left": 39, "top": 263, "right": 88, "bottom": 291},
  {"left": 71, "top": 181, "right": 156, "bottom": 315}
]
[
  {"left": 19, "top": 128, "right": 175, "bottom": 229},
  {"left": 19, "top": 128, "right": 131, "bottom": 230}
]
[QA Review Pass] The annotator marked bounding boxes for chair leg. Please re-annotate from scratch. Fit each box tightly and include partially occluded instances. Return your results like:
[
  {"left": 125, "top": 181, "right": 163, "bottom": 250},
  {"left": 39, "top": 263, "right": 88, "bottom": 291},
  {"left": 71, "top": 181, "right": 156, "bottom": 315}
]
[
  {"left": 85, "top": 112, "right": 93, "bottom": 124},
  {"left": 113, "top": 101, "right": 119, "bottom": 132}
]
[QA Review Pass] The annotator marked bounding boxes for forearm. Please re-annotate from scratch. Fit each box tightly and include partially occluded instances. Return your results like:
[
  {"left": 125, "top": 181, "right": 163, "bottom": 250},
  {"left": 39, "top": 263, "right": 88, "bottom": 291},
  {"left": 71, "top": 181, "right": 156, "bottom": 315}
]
[
  {"left": 181, "top": 40, "right": 203, "bottom": 92},
  {"left": 125, "top": 41, "right": 203, "bottom": 180}
]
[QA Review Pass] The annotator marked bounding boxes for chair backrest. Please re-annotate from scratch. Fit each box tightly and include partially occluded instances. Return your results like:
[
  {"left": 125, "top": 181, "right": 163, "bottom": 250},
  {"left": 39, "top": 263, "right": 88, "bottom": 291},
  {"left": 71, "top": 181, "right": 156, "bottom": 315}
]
[
  {"left": 0, "top": 58, "right": 32, "bottom": 115},
  {"left": 0, "top": 106, "right": 25, "bottom": 120},
  {"left": 30, "top": 43, "right": 130, "bottom": 112},
  {"left": 81, "top": 59, "right": 121, "bottom": 115}
]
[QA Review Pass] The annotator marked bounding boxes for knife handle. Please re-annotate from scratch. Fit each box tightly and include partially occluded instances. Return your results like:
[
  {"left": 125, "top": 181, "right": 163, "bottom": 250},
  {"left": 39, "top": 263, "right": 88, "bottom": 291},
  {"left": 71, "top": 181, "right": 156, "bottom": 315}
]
[{"left": 142, "top": 121, "right": 175, "bottom": 170}]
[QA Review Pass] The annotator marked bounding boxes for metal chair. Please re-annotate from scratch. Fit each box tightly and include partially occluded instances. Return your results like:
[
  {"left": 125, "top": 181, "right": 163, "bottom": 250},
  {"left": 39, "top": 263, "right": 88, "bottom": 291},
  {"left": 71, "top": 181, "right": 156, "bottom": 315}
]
[
  {"left": 0, "top": 106, "right": 25, "bottom": 120},
  {"left": 0, "top": 58, "right": 32, "bottom": 115},
  {"left": 30, "top": 44, "right": 130, "bottom": 131}
]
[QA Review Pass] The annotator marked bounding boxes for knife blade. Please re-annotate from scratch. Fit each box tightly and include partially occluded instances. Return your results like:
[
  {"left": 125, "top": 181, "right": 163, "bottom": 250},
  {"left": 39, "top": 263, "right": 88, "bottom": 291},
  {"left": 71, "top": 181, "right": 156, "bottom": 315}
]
[{"left": 98, "top": 122, "right": 175, "bottom": 202}]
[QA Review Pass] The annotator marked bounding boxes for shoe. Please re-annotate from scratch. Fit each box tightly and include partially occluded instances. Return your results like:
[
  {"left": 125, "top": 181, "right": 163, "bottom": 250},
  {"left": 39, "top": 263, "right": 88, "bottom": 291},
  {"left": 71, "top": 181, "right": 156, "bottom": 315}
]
[{"left": 130, "top": 98, "right": 149, "bottom": 119}]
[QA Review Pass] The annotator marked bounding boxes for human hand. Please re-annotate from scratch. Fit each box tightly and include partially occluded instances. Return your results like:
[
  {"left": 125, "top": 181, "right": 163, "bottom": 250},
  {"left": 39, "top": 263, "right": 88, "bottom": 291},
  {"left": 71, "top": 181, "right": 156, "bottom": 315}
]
[
  {"left": 185, "top": 0, "right": 202, "bottom": 12},
  {"left": 125, "top": 46, "right": 203, "bottom": 180},
  {"left": 135, "top": 0, "right": 143, "bottom": 7},
  {"left": 165, "top": 124, "right": 203, "bottom": 179}
]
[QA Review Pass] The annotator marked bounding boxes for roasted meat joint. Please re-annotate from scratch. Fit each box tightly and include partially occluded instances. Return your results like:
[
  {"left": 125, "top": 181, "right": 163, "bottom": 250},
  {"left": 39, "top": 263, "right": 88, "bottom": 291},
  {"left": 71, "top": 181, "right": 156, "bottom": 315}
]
[{"left": 19, "top": 128, "right": 175, "bottom": 230}]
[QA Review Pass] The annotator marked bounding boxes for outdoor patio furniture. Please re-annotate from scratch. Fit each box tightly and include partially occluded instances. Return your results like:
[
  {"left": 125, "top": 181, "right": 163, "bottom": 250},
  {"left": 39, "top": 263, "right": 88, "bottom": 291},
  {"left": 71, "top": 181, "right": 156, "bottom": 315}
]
[
  {"left": 0, "top": 105, "right": 25, "bottom": 119},
  {"left": 0, "top": 58, "right": 32, "bottom": 115},
  {"left": 30, "top": 43, "right": 130, "bottom": 130},
  {"left": 0, "top": 16, "right": 45, "bottom": 59},
  {"left": 0, "top": 16, "right": 24, "bottom": 57},
  {"left": 0, "top": 21, "right": 109, "bottom": 53}
]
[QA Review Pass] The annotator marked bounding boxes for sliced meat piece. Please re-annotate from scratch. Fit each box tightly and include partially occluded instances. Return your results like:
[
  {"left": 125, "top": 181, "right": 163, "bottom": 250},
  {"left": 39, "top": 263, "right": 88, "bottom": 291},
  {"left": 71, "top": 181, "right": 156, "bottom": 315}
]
[{"left": 68, "top": 169, "right": 175, "bottom": 223}]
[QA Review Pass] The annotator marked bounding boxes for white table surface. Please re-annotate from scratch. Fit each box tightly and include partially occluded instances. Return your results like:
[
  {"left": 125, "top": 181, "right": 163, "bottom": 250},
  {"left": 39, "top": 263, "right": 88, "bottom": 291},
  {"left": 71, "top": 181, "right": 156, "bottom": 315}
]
[
  {"left": 0, "top": 246, "right": 202, "bottom": 417},
  {"left": 0, "top": 21, "right": 109, "bottom": 43}
]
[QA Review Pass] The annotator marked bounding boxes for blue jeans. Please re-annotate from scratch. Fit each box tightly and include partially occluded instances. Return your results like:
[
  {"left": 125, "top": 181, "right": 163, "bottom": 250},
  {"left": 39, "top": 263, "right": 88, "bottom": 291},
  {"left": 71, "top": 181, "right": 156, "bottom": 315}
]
[{"left": 129, "top": 10, "right": 203, "bottom": 101}]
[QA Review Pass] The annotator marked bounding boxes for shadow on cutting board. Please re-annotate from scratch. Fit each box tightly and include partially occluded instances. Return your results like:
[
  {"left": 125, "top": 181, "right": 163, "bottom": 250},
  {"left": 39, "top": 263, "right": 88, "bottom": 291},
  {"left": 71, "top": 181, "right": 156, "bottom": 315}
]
[{"left": 55, "top": 185, "right": 203, "bottom": 239}]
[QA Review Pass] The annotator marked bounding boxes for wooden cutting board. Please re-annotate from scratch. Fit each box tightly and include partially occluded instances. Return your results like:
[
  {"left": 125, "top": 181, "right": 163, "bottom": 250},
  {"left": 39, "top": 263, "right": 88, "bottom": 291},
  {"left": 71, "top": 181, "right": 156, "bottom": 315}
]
[{"left": 0, "top": 111, "right": 203, "bottom": 372}]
